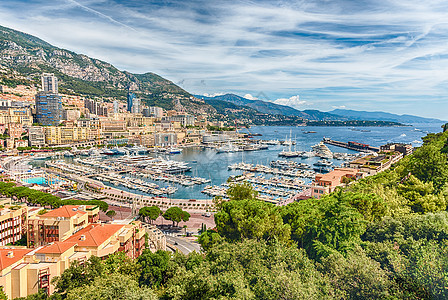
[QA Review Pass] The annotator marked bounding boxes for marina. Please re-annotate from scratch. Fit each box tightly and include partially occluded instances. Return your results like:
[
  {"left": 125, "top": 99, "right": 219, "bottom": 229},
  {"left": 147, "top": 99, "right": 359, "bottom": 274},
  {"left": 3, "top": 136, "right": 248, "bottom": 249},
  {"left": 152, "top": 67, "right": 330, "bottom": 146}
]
[{"left": 27, "top": 124, "right": 439, "bottom": 203}]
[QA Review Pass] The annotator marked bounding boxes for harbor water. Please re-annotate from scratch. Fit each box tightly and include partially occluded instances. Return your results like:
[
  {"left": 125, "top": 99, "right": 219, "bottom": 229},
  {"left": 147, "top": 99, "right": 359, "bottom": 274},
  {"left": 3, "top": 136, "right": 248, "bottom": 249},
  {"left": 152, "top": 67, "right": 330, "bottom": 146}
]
[{"left": 34, "top": 123, "right": 444, "bottom": 200}]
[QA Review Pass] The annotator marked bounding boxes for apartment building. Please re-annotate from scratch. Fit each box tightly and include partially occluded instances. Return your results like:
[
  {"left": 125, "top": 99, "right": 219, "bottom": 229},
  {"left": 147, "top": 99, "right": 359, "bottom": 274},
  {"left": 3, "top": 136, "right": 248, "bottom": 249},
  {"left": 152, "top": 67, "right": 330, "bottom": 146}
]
[
  {"left": 64, "top": 222, "right": 145, "bottom": 259},
  {"left": 28, "top": 127, "right": 46, "bottom": 147},
  {"left": 0, "top": 108, "right": 33, "bottom": 127},
  {"left": 43, "top": 126, "right": 88, "bottom": 145},
  {"left": 0, "top": 200, "right": 27, "bottom": 246},
  {"left": 27, "top": 205, "right": 100, "bottom": 248}
]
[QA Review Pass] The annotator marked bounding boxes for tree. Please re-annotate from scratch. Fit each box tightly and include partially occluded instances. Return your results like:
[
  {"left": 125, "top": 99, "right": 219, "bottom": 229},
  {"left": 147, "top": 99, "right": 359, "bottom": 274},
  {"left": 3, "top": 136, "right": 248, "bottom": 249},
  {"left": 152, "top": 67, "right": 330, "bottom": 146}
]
[
  {"left": 164, "top": 239, "right": 335, "bottom": 299},
  {"left": 66, "top": 273, "right": 156, "bottom": 300},
  {"left": 137, "top": 250, "right": 171, "bottom": 288},
  {"left": 52, "top": 256, "right": 104, "bottom": 295},
  {"left": 163, "top": 207, "right": 189, "bottom": 227},
  {"left": 406, "top": 144, "right": 448, "bottom": 192},
  {"left": 106, "top": 210, "right": 117, "bottom": 219},
  {"left": 198, "top": 230, "right": 222, "bottom": 251},
  {"left": 319, "top": 247, "right": 393, "bottom": 299},
  {"left": 215, "top": 199, "right": 291, "bottom": 243},
  {"left": 226, "top": 181, "right": 258, "bottom": 201},
  {"left": 139, "top": 206, "right": 161, "bottom": 224}
]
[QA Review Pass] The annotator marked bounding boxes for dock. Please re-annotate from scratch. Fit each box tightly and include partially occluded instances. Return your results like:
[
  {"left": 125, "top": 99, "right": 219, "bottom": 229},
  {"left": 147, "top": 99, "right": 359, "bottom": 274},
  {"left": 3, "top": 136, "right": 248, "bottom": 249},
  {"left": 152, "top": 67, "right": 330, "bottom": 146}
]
[{"left": 323, "top": 138, "right": 379, "bottom": 152}]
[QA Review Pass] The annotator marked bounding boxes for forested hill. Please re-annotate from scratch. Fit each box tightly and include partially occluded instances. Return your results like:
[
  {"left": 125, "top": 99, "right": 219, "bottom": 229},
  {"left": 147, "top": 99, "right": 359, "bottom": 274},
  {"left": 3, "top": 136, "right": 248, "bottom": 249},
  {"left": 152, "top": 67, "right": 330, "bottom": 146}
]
[
  {"left": 0, "top": 25, "right": 215, "bottom": 114},
  {"left": 17, "top": 129, "right": 448, "bottom": 300}
]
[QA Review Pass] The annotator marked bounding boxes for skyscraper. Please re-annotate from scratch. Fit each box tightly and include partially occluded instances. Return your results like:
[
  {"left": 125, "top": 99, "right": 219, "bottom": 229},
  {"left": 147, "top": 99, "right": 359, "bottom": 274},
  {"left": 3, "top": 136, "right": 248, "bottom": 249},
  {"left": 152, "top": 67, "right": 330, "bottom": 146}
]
[
  {"left": 41, "top": 73, "right": 58, "bottom": 93},
  {"left": 35, "top": 74, "right": 63, "bottom": 126},
  {"left": 131, "top": 98, "right": 140, "bottom": 114},
  {"left": 127, "top": 92, "right": 135, "bottom": 112}
]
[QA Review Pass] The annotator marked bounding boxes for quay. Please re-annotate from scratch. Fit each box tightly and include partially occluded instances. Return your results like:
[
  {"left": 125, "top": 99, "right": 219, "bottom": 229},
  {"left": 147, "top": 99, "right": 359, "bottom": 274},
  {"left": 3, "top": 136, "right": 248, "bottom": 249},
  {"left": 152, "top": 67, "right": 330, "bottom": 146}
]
[{"left": 322, "top": 138, "right": 379, "bottom": 152}]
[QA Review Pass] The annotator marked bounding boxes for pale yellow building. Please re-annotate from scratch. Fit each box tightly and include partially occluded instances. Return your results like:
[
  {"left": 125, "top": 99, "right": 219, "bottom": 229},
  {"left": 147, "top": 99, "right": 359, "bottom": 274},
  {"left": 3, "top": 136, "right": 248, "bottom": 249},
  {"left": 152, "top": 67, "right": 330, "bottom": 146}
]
[{"left": 44, "top": 126, "right": 88, "bottom": 145}]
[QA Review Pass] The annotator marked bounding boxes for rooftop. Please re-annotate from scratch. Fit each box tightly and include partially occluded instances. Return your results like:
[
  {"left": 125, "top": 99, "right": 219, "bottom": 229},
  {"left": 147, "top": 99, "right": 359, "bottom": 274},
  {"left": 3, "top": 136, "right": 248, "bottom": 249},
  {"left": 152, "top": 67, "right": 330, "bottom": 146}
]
[
  {"left": 39, "top": 205, "right": 87, "bottom": 218},
  {"left": 0, "top": 248, "right": 32, "bottom": 270},
  {"left": 64, "top": 224, "right": 124, "bottom": 247},
  {"left": 35, "top": 242, "right": 77, "bottom": 254}
]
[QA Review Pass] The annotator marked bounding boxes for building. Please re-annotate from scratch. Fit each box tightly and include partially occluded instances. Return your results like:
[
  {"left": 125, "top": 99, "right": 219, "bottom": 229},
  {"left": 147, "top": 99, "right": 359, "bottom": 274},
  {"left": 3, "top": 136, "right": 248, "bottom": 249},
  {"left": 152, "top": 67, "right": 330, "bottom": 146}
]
[
  {"left": 64, "top": 222, "right": 146, "bottom": 259},
  {"left": 84, "top": 99, "right": 108, "bottom": 117},
  {"left": 27, "top": 205, "right": 100, "bottom": 248},
  {"left": 127, "top": 92, "right": 136, "bottom": 113},
  {"left": 0, "top": 200, "right": 27, "bottom": 246},
  {"left": 41, "top": 73, "right": 58, "bottom": 93},
  {"left": 6, "top": 123, "right": 23, "bottom": 139},
  {"left": 113, "top": 100, "right": 119, "bottom": 113},
  {"left": 311, "top": 168, "right": 361, "bottom": 199},
  {"left": 43, "top": 126, "right": 88, "bottom": 145},
  {"left": 380, "top": 143, "right": 413, "bottom": 156},
  {"left": 154, "top": 132, "right": 177, "bottom": 146},
  {"left": 0, "top": 108, "right": 33, "bottom": 127},
  {"left": 35, "top": 93, "right": 63, "bottom": 126},
  {"left": 0, "top": 202, "right": 154, "bottom": 299},
  {"left": 35, "top": 74, "right": 63, "bottom": 126},
  {"left": 167, "top": 114, "right": 195, "bottom": 127},
  {"left": 28, "top": 127, "right": 46, "bottom": 147},
  {"left": 131, "top": 97, "right": 141, "bottom": 114},
  {"left": 63, "top": 109, "right": 81, "bottom": 121},
  {"left": 149, "top": 106, "right": 163, "bottom": 118},
  {"left": 349, "top": 152, "right": 403, "bottom": 176}
]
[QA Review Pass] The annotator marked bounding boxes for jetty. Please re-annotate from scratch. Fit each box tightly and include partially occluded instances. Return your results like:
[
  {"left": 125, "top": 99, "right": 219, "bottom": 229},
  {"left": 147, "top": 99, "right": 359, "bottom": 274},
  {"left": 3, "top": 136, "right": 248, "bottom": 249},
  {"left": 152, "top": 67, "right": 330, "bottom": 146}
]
[{"left": 323, "top": 138, "right": 379, "bottom": 152}]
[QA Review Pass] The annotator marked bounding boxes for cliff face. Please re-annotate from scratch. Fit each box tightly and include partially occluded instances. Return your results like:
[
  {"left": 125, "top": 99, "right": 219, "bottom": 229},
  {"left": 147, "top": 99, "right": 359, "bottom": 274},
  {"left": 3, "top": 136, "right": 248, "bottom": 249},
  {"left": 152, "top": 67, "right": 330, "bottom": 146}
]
[{"left": 0, "top": 25, "right": 215, "bottom": 115}]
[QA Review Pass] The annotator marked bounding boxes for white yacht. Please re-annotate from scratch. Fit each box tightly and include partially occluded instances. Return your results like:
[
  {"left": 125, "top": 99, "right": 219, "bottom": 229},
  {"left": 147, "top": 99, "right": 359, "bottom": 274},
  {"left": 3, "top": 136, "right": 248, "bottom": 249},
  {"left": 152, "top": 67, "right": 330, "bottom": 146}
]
[{"left": 311, "top": 142, "right": 333, "bottom": 159}]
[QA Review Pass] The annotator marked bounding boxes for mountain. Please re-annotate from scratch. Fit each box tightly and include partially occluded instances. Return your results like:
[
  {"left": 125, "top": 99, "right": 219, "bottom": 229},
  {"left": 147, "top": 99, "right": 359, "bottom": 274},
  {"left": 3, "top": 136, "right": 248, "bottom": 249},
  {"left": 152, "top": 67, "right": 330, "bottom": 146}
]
[
  {"left": 330, "top": 109, "right": 445, "bottom": 124},
  {"left": 196, "top": 94, "right": 345, "bottom": 121},
  {"left": 0, "top": 25, "right": 215, "bottom": 115}
]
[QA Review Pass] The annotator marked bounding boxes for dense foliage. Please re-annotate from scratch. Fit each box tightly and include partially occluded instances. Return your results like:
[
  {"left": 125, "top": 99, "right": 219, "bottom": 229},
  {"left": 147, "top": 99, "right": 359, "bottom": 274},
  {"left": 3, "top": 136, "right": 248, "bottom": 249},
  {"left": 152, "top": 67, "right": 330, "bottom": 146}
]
[
  {"left": 0, "top": 182, "right": 108, "bottom": 211},
  {"left": 17, "top": 130, "right": 448, "bottom": 300}
]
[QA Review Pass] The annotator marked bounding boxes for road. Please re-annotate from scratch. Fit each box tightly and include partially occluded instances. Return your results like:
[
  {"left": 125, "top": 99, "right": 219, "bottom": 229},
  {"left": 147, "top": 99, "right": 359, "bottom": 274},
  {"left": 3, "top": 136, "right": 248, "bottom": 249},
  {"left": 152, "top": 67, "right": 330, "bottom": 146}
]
[{"left": 165, "top": 235, "right": 201, "bottom": 254}]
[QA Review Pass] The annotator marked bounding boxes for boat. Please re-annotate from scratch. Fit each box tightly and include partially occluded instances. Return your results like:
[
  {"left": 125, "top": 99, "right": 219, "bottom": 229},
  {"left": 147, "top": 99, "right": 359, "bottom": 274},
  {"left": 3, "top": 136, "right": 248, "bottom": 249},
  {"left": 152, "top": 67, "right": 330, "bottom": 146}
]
[
  {"left": 102, "top": 149, "right": 115, "bottom": 155},
  {"left": 303, "top": 131, "right": 317, "bottom": 134},
  {"left": 313, "top": 159, "right": 333, "bottom": 167},
  {"left": 311, "top": 142, "right": 333, "bottom": 159},
  {"left": 167, "top": 147, "right": 183, "bottom": 154},
  {"left": 217, "top": 142, "right": 240, "bottom": 153},
  {"left": 63, "top": 151, "right": 75, "bottom": 157}
]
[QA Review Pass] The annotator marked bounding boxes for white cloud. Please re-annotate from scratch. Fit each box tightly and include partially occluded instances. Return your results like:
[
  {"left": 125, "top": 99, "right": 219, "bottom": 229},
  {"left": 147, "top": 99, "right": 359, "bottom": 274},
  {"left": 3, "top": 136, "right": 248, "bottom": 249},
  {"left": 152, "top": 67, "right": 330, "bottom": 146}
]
[
  {"left": 274, "top": 95, "right": 308, "bottom": 109},
  {"left": 0, "top": 0, "right": 448, "bottom": 118},
  {"left": 244, "top": 94, "right": 258, "bottom": 100},
  {"left": 203, "top": 92, "right": 225, "bottom": 97},
  {"left": 332, "top": 105, "right": 347, "bottom": 109}
]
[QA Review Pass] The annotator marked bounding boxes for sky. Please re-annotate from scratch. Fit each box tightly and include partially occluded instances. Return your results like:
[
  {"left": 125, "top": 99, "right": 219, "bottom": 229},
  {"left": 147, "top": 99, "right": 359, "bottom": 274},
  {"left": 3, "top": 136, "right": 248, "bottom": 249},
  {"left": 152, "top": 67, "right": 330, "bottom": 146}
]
[{"left": 1, "top": 0, "right": 448, "bottom": 119}]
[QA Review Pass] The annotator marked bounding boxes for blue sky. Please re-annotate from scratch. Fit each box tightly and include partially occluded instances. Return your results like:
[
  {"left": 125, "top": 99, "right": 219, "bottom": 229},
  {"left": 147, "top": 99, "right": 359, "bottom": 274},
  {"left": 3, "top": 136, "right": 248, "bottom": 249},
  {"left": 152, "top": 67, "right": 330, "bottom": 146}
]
[{"left": 1, "top": 0, "right": 448, "bottom": 119}]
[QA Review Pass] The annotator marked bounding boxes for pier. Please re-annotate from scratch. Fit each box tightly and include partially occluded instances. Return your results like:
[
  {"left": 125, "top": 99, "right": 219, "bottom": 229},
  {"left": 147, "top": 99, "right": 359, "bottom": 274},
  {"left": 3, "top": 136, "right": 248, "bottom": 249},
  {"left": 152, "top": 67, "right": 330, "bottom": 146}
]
[{"left": 323, "top": 138, "right": 379, "bottom": 152}]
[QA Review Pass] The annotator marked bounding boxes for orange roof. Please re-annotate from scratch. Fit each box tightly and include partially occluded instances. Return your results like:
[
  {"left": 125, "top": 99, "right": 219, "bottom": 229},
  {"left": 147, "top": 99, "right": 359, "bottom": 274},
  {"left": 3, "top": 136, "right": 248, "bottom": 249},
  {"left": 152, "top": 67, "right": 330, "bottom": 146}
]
[
  {"left": 40, "top": 205, "right": 87, "bottom": 218},
  {"left": 65, "top": 224, "right": 124, "bottom": 247},
  {"left": 315, "top": 168, "right": 359, "bottom": 186},
  {"left": 35, "top": 242, "right": 77, "bottom": 254},
  {"left": 0, "top": 248, "right": 32, "bottom": 270}
]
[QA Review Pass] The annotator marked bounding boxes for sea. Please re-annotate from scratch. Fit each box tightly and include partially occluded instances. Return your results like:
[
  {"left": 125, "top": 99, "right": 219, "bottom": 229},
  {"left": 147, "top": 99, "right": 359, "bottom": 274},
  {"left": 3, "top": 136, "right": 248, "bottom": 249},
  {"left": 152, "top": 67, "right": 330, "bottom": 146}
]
[{"left": 99, "top": 123, "right": 443, "bottom": 200}]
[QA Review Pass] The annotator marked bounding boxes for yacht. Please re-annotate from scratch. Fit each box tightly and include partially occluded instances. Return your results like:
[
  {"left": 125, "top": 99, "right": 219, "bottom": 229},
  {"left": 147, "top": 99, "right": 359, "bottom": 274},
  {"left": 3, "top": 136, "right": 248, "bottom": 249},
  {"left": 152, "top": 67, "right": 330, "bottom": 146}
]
[
  {"left": 311, "top": 142, "right": 333, "bottom": 159},
  {"left": 167, "top": 147, "right": 183, "bottom": 154},
  {"left": 313, "top": 159, "right": 333, "bottom": 167},
  {"left": 217, "top": 142, "right": 240, "bottom": 153}
]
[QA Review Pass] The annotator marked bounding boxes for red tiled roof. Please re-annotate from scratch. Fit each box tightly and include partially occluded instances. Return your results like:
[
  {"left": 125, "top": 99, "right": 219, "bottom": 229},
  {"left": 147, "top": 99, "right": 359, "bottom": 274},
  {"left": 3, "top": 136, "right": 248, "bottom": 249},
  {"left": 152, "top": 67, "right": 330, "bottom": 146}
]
[
  {"left": 0, "top": 248, "right": 32, "bottom": 270},
  {"left": 35, "top": 242, "right": 77, "bottom": 254},
  {"left": 64, "top": 224, "right": 124, "bottom": 247},
  {"left": 40, "top": 205, "right": 87, "bottom": 218}
]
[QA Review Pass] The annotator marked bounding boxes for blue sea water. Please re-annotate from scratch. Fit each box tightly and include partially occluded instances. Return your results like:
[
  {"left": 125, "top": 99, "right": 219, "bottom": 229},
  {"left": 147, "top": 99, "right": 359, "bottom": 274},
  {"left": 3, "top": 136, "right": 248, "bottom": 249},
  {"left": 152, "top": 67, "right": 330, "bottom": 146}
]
[{"left": 101, "top": 123, "right": 444, "bottom": 200}]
